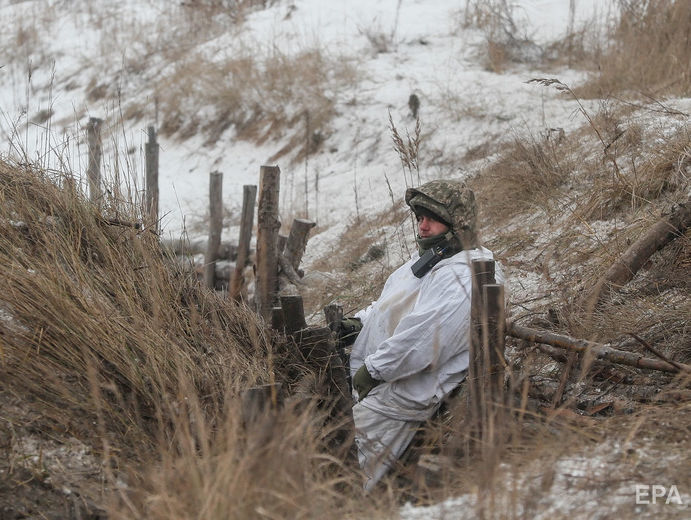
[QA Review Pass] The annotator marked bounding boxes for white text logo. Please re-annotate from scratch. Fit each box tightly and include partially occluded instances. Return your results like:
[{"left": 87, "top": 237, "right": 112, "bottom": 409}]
[{"left": 635, "top": 485, "right": 683, "bottom": 505}]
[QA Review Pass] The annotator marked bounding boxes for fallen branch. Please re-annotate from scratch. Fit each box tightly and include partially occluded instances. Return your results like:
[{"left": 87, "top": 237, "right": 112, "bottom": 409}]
[
  {"left": 507, "top": 321, "right": 690, "bottom": 374},
  {"left": 586, "top": 199, "right": 691, "bottom": 307},
  {"left": 627, "top": 332, "right": 686, "bottom": 372}
]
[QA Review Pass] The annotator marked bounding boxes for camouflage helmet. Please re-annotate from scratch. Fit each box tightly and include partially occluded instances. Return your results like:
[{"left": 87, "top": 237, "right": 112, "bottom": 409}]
[{"left": 405, "top": 180, "right": 477, "bottom": 236}]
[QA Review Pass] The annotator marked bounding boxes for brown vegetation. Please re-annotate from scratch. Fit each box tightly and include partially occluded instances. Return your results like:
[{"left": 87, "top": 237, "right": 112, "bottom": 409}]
[
  {"left": 0, "top": 160, "right": 363, "bottom": 518},
  {"left": 574, "top": 0, "right": 691, "bottom": 98}
]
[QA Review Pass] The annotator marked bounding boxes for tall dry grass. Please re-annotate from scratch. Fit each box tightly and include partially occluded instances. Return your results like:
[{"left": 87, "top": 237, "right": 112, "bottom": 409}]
[
  {"left": 574, "top": 0, "right": 691, "bottom": 98},
  {"left": 474, "top": 128, "right": 577, "bottom": 222},
  {"left": 0, "top": 159, "right": 369, "bottom": 517},
  {"left": 0, "top": 158, "right": 271, "bottom": 432}
]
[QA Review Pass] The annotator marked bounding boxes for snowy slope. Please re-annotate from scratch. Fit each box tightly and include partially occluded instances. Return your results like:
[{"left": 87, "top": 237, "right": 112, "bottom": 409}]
[{"left": 1, "top": 0, "right": 614, "bottom": 252}]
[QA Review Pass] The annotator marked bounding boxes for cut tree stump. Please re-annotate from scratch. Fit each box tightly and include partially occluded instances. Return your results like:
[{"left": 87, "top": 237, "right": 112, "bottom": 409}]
[{"left": 284, "top": 218, "right": 316, "bottom": 271}]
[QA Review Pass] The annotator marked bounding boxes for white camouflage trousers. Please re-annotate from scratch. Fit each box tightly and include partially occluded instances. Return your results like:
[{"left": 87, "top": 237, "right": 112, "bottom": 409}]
[{"left": 352, "top": 402, "right": 421, "bottom": 492}]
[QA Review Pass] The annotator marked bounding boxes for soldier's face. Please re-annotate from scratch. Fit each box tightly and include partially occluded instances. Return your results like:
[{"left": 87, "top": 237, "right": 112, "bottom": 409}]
[{"left": 417, "top": 215, "right": 449, "bottom": 237}]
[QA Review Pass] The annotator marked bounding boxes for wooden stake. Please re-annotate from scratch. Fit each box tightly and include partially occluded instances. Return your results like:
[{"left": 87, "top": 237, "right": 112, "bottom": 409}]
[
  {"left": 204, "top": 171, "right": 223, "bottom": 290},
  {"left": 229, "top": 184, "right": 257, "bottom": 301},
  {"left": 469, "top": 259, "right": 495, "bottom": 430},
  {"left": 145, "top": 125, "right": 159, "bottom": 232},
  {"left": 255, "top": 165, "right": 281, "bottom": 321},
  {"left": 469, "top": 260, "right": 508, "bottom": 450},
  {"left": 483, "top": 284, "right": 506, "bottom": 400},
  {"left": 280, "top": 295, "right": 307, "bottom": 335},
  {"left": 293, "top": 326, "right": 351, "bottom": 405},
  {"left": 86, "top": 117, "right": 103, "bottom": 204},
  {"left": 284, "top": 218, "right": 316, "bottom": 271},
  {"left": 277, "top": 234, "right": 288, "bottom": 254}
]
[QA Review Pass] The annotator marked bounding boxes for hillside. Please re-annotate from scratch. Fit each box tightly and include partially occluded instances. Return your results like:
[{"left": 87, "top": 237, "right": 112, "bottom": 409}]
[{"left": 1, "top": 0, "right": 689, "bottom": 518}]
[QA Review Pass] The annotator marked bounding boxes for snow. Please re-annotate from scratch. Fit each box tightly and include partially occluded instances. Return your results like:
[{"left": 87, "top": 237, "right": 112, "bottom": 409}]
[
  {"left": 0, "top": 0, "right": 616, "bottom": 248},
  {"left": 400, "top": 440, "right": 690, "bottom": 519}
]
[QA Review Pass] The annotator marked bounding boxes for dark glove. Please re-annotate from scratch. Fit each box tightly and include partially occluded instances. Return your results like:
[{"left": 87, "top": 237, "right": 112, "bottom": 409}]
[
  {"left": 339, "top": 317, "right": 362, "bottom": 346},
  {"left": 353, "top": 364, "right": 381, "bottom": 400}
]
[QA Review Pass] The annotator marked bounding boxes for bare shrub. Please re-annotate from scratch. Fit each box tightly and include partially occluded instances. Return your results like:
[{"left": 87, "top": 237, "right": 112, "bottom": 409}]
[{"left": 460, "top": 0, "right": 541, "bottom": 72}]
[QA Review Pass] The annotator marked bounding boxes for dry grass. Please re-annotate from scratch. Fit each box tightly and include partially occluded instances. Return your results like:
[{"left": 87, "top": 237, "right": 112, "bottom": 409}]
[
  {"left": 0, "top": 159, "right": 367, "bottom": 517},
  {"left": 579, "top": 124, "right": 690, "bottom": 219},
  {"left": 574, "top": 0, "right": 691, "bottom": 98},
  {"left": 151, "top": 44, "right": 358, "bottom": 160},
  {"left": 472, "top": 128, "right": 578, "bottom": 223}
]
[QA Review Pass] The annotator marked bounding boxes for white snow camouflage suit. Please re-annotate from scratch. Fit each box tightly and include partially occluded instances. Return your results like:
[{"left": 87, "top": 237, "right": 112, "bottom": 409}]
[{"left": 349, "top": 180, "right": 504, "bottom": 491}]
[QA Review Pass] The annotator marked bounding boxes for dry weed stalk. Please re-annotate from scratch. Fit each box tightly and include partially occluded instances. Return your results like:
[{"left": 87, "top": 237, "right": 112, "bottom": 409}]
[{"left": 389, "top": 112, "right": 421, "bottom": 188}]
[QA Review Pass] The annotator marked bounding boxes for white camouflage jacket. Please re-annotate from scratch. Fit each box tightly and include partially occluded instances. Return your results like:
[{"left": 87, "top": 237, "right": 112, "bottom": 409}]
[{"left": 350, "top": 247, "right": 504, "bottom": 421}]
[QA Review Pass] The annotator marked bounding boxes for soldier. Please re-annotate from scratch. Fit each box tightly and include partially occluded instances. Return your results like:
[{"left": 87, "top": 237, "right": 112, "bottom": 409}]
[{"left": 344, "top": 179, "right": 504, "bottom": 491}]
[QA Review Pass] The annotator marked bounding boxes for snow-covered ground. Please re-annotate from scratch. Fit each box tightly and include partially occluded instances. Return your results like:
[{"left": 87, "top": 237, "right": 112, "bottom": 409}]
[{"left": 1, "top": 0, "right": 615, "bottom": 251}]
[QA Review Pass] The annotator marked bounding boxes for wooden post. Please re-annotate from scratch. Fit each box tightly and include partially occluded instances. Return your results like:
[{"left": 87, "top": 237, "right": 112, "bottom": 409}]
[
  {"left": 255, "top": 165, "right": 281, "bottom": 321},
  {"left": 293, "top": 325, "right": 351, "bottom": 409},
  {"left": 86, "top": 117, "right": 103, "bottom": 204},
  {"left": 229, "top": 184, "right": 257, "bottom": 301},
  {"left": 271, "top": 307, "right": 285, "bottom": 332},
  {"left": 145, "top": 125, "right": 159, "bottom": 232},
  {"left": 483, "top": 284, "right": 506, "bottom": 395},
  {"left": 469, "top": 259, "right": 499, "bottom": 446},
  {"left": 204, "top": 171, "right": 223, "bottom": 290},
  {"left": 277, "top": 234, "right": 288, "bottom": 254},
  {"left": 280, "top": 295, "right": 307, "bottom": 335},
  {"left": 284, "top": 218, "right": 316, "bottom": 271}
]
